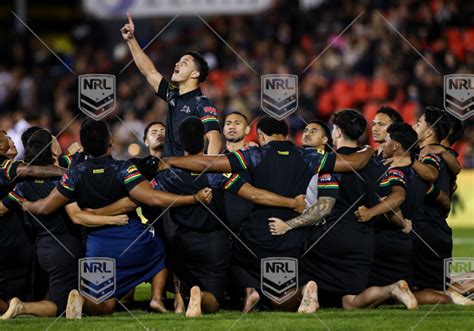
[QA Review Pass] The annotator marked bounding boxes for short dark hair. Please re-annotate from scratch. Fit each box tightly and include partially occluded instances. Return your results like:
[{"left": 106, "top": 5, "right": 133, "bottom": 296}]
[
  {"left": 424, "top": 106, "right": 450, "bottom": 142},
  {"left": 185, "top": 51, "right": 209, "bottom": 83},
  {"left": 224, "top": 111, "right": 249, "bottom": 125},
  {"left": 257, "top": 115, "right": 289, "bottom": 136},
  {"left": 331, "top": 109, "right": 367, "bottom": 141},
  {"left": 143, "top": 121, "right": 165, "bottom": 142},
  {"left": 308, "top": 120, "right": 333, "bottom": 150},
  {"left": 387, "top": 122, "right": 419, "bottom": 160},
  {"left": 21, "top": 126, "right": 42, "bottom": 149},
  {"left": 80, "top": 119, "right": 111, "bottom": 157},
  {"left": 24, "top": 129, "right": 54, "bottom": 166},
  {"left": 179, "top": 117, "right": 204, "bottom": 155},
  {"left": 376, "top": 106, "right": 404, "bottom": 124},
  {"left": 446, "top": 114, "right": 464, "bottom": 145}
]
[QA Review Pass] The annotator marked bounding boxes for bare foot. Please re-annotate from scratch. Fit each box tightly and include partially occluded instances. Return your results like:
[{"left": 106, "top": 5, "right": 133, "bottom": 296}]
[
  {"left": 174, "top": 293, "right": 185, "bottom": 314},
  {"left": 242, "top": 288, "right": 260, "bottom": 313},
  {"left": 1, "top": 298, "right": 24, "bottom": 320},
  {"left": 298, "top": 281, "right": 320, "bottom": 313},
  {"left": 392, "top": 280, "right": 417, "bottom": 310},
  {"left": 185, "top": 286, "right": 202, "bottom": 318},
  {"left": 150, "top": 298, "right": 168, "bottom": 313},
  {"left": 66, "top": 290, "right": 84, "bottom": 319},
  {"left": 448, "top": 291, "right": 474, "bottom": 305}
]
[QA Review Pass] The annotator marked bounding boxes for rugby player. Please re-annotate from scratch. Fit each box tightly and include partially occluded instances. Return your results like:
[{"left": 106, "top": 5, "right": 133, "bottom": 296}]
[
  {"left": 121, "top": 13, "right": 222, "bottom": 156},
  {"left": 16, "top": 119, "right": 213, "bottom": 318},
  {"left": 0, "top": 129, "right": 128, "bottom": 319},
  {"left": 269, "top": 110, "right": 417, "bottom": 310},
  {"left": 161, "top": 115, "right": 375, "bottom": 312}
]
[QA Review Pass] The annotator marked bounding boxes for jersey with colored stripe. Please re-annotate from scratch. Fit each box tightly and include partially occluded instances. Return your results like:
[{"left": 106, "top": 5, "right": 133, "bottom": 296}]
[
  {"left": 152, "top": 168, "right": 245, "bottom": 232},
  {"left": 58, "top": 152, "right": 87, "bottom": 169},
  {"left": 226, "top": 144, "right": 336, "bottom": 175},
  {"left": 318, "top": 146, "right": 379, "bottom": 227},
  {"left": 415, "top": 152, "right": 450, "bottom": 224},
  {"left": 3, "top": 178, "right": 81, "bottom": 238},
  {"left": 156, "top": 79, "right": 220, "bottom": 157},
  {"left": 0, "top": 156, "right": 29, "bottom": 250},
  {"left": 377, "top": 166, "right": 426, "bottom": 226},
  {"left": 56, "top": 155, "right": 145, "bottom": 233}
]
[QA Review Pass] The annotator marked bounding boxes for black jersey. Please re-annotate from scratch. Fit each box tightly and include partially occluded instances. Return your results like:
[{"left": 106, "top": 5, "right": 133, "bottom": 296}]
[
  {"left": 0, "top": 157, "right": 29, "bottom": 249},
  {"left": 56, "top": 155, "right": 145, "bottom": 235},
  {"left": 152, "top": 168, "right": 245, "bottom": 232},
  {"left": 226, "top": 141, "right": 336, "bottom": 254},
  {"left": 3, "top": 178, "right": 81, "bottom": 238},
  {"left": 377, "top": 166, "right": 426, "bottom": 225},
  {"left": 130, "top": 155, "right": 160, "bottom": 181},
  {"left": 156, "top": 80, "right": 220, "bottom": 157},
  {"left": 58, "top": 152, "right": 87, "bottom": 169},
  {"left": 414, "top": 153, "right": 450, "bottom": 226}
]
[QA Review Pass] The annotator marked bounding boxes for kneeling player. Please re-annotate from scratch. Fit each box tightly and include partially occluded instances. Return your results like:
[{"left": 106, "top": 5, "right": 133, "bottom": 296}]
[{"left": 17, "top": 119, "right": 212, "bottom": 318}]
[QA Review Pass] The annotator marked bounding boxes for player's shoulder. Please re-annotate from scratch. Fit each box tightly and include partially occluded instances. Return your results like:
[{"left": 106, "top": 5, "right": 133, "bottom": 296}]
[{"left": 387, "top": 167, "right": 406, "bottom": 178}]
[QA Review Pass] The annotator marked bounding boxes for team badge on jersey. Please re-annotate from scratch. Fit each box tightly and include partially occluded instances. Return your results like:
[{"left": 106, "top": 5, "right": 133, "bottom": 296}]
[
  {"left": 78, "top": 74, "right": 116, "bottom": 120},
  {"left": 261, "top": 257, "right": 298, "bottom": 304},
  {"left": 79, "top": 257, "right": 116, "bottom": 304},
  {"left": 444, "top": 74, "right": 474, "bottom": 121},
  {"left": 261, "top": 74, "right": 298, "bottom": 120}
]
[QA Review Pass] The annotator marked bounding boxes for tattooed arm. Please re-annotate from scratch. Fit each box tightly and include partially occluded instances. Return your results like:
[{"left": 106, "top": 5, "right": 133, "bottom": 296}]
[{"left": 268, "top": 197, "right": 336, "bottom": 236}]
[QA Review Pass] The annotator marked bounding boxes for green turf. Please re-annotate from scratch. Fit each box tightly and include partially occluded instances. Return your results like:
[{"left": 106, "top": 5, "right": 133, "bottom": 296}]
[{"left": 2, "top": 228, "right": 474, "bottom": 330}]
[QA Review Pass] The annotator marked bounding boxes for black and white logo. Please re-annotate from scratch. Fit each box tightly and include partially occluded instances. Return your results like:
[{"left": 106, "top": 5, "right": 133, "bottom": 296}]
[
  {"left": 444, "top": 74, "right": 474, "bottom": 121},
  {"left": 79, "top": 257, "right": 116, "bottom": 304},
  {"left": 78, "top": 74, "right": 116, "bottom": 120},
  {"left": 261, "top": 74, "right": 298, "bottom": 120},
  {"left": 261, "top": 257, "right": 298, "bottom": 304}
]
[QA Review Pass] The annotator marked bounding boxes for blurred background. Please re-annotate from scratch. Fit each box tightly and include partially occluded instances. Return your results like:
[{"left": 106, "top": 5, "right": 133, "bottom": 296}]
[{"left": 0, "top": 0, "right": 473, "bottom": 225}]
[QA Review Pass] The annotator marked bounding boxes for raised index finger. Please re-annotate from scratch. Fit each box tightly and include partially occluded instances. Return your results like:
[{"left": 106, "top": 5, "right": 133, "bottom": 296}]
[{"left": 127, "top": 12, "right": 133, "bottom": 25}]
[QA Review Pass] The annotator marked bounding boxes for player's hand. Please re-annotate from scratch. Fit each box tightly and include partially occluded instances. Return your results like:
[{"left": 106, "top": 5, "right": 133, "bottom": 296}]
[
  {"left": 111, "top": 214, "right": 129, "bottom": 226},
  {"left": 268, "top": 217, "right": 291, "bottom": 236},
  {"left": 120, "top": 12, "right": 135, "bottom": 41},
  {"left": 420, "top": 145, "right": 444, "bottom": 158},
  {"left": 293, "top": 194, "right": 306, "bottom": 213},
  {"left": 196, "top": 187, "right": 212, "bottom": 205},
  {"left": 355, "top": 205, "right": 373, "bottom": 222},
  {"left": 401, "top": 219, "right": 412, "bottom": 234},
  {"left": 67, "top": 142, "right": 83, "bottom": 155}
]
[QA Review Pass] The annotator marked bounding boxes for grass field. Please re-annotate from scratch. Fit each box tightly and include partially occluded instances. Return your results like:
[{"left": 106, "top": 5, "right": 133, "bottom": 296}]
[{"left": 2, "top": 228, "right": 474, "bottom": 331}]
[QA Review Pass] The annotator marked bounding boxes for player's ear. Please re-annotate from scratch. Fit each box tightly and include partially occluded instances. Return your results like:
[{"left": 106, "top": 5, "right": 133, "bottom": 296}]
[
  {"left": 190, "top": 70, "right": 200, "bottom": 80},
  {"left": 322, "top": 136, "right": 328, "bottom": 145},
  {"left": 244, "top": 125, "right": 251, "bottom": 135}
]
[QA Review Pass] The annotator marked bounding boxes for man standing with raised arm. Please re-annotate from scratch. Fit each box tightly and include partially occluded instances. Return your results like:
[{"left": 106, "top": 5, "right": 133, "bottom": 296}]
[{"left": 121, "top": 13, "right": 222, "bottom": 156}]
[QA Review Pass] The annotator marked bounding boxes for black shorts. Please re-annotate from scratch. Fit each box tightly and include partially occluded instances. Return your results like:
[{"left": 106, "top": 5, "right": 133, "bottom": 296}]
[
  {"left": 412, "top": 221, "right": 452, "bottom": 291},
  {"left": 0, "top": 242, "right": 33, "bottom": 301},
  {"left": 171, "top": 229, "right": 230, "bottom": 301},
  {"left": 302, "top": 221, "right": 373, "bottom": 295},
  {"left": 369, "top": 228, "right": 413, "bottom": 287},
  {"left": 36, "top": 234, "right": 84, "bottom": 315}
]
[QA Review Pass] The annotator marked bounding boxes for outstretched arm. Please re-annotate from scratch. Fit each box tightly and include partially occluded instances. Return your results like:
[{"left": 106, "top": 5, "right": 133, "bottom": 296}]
[
  {"left": 22, "top": 188, "right": 69, "bottom": 215},
  {"left": 420, "top": 145, "right": 461, "bottom": 176},
  {"left": 16, "top": 164, "right": 65, "bottom": 179},
  {"left": 65, "top": 202, "right": 129, "bottom": 227},
  {"left": 412, "top": 160, "right": 439, "bottom": 183},
  {"left": 121, "top": 13, "right": 163, "bottom": 92},
  {"left": 268, "top": 197, "right": 336, "bottom": 235},
  {"left": 333, "top": 145, "right": 374, "bottom": 172},
  {"left": 165, "top": 154, "right": 232, "bottom": 173},
  {"left": 237, "top": 183, "right": 305, "bottom": 213},
  {"left": 86, "top": 197, "right": 138, "bottom": 216},
  {"left": 129, "top": 181, "right": 212, "bottom": 208}
]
